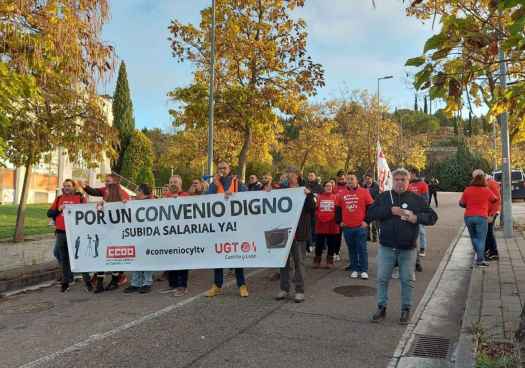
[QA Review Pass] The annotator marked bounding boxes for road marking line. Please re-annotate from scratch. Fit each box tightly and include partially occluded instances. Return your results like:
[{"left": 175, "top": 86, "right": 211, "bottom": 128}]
[
  {"left": 2, "top": 281, "right": 56, "bottom": 298},
  {"left": 18, "top": 268, "right": 267, "bottom": 368}
]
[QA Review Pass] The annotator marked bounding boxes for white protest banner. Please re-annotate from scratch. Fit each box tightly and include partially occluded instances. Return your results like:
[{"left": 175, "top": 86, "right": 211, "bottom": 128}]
[{"left": 64, "top": 188, "right": 305, "bottom": 272}]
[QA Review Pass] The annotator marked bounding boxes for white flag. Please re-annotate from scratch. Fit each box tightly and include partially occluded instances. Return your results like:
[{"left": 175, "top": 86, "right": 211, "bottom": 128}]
[{"left": 377, "top": 142, "right": 393, "bottom": 192}]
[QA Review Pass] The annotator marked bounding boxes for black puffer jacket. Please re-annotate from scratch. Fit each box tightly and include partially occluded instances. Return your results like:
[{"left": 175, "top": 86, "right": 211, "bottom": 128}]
[
  {"left": 281, "top": 183, "right": 316, "bottom": 241},
  {"left": 306, "top": 181, "right": 323, "bottom": 194},
  {"left": 367, "top": 190, "right": 438, "bottom": 250}
]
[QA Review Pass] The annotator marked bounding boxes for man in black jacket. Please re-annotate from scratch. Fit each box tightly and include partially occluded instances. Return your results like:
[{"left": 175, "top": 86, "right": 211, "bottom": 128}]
[
  {"left": 276, "top": 167, "right": 316, "bottom": 303},
  {"left": 306, "top": 172, "right": 323, "bottom": 253},
  {"left": 363, "top": 174, "right": 380, "bottom": 242},
  {"left": 367, "top": 168, "right": 438, "bottom": 325},
  {"left": 333, "top": 170, "right": 348, "bottom": 261}
]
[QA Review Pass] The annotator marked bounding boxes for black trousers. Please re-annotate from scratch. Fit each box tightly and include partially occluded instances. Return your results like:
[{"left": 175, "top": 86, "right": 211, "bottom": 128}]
[
  {"left": 485, "top": 216, "right": 498, "bottom": 256},
  {"left": 334, "top": 231, "right": 342, "bottom": 255},
  {"left": 56, "top": 233, "right": 73, "bottom": 284},
  {"left": 367, "top": 221, "right": 378, "bottom": 242},
  {"left": 168, "top": 270, "right": 189, "bottom": 288},
  {"left": 306, "top": 217, "right": 317, "bottom": 251},
  {"left": 315, "top": 234, "right": 337, "bottom": 258},
  {"left": 429, "top": 191, "right": 438, "bottom": 207}
]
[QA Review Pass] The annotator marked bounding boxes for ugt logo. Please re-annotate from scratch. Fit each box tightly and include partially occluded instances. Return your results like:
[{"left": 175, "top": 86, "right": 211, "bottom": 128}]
[
  {"left": 107, "top": 246, "right": 136, "bottom": 259},
  {"left": 215, "top": 241, "right": 256, "bottom": 254}
]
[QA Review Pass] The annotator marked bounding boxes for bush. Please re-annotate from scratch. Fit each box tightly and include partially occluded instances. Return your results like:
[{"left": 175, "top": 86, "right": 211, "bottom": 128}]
[{"left": 431, "top": 144, "right": 491, "bottom": 192}]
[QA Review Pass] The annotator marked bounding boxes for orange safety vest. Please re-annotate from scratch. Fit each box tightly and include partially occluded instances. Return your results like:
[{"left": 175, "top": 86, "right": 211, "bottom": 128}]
[{"left": 214, "top": 175, "right": 239, "bottom": 193}]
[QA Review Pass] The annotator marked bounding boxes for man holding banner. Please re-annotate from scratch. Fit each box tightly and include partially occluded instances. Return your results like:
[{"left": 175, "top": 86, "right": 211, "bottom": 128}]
[
  {"left": 276, "top": 167, "right": 315, "bottom": 303},
  {"left": 206, "top": 161, "right": 249, "bottom": 298}
]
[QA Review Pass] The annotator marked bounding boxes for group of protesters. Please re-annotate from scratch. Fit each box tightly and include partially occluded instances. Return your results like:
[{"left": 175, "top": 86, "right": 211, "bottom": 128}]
[{"left": 48, "top": 161, "right": 441, "bottom": 324}]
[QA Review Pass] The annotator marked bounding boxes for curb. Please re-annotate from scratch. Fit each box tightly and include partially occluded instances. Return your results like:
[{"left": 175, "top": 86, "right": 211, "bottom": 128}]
[
  {"left": 388, "top": 224, "right": 467, "bottom": 368},
  {"left": 452, "top": 268, "right": 480, "bottom": 368},
  {"left": 0, "top": 262, "right": 60, "bottom": 296}
]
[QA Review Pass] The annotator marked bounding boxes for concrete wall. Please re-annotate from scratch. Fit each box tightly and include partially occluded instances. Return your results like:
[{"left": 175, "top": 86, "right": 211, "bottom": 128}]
[{"left": 0, "top": 236, "right": 56, "bottom": 273}]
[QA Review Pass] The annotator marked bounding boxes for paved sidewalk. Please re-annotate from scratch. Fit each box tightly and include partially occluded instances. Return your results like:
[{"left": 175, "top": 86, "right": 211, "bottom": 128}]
[
  {"left": 470, "top": 236, "right": 524, "bottom": 340},
  {"left": 456, "top": 203, "right": 525, "bottom": 367}
]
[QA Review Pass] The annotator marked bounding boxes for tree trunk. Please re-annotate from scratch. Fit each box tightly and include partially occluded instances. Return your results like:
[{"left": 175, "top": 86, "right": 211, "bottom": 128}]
[
  {"left": 237, "top": 125, "right": 253, "bottom": 183},
  {"left": 299, "top": 150, "right": 309, "bottom": 173},
  {"left": 344, "top": 144, "right": 352, "bottom": 172},
  {"left": 14, "top": 162, "right": 33, "bottom": 242}
]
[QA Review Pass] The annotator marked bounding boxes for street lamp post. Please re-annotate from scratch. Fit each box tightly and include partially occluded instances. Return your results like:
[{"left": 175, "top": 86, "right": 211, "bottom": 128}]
[
  {"left": 399, "top": 112, "right": 404, "bottom": 166},
  {"left": 497, "top": 8, "right": 513, "bottom": 238},
  {"left": 207, "top": 0, "right": 216, "bottom": 179},
  {"left": 376, "top": 75, "right": 393, "bottom": 136}
]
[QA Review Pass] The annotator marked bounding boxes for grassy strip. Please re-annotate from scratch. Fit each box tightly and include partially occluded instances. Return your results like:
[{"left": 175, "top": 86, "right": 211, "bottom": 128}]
[
  {"left": 473, "top": 323, "right": 519, "bottom": 368},
  {"left": 0, "top": 204, "right": 54, "bottom": 241}
]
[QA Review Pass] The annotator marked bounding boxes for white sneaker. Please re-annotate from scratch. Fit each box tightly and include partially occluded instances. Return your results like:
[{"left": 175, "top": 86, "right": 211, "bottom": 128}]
[
  {"left": 350, "top": 271, "right": 359, "bottom": 279},
  {"left": 294, "top": 293, "right": 305, "bottom": 303},
  {"left": 308, "top": 246, "right": 315, "bottom": 253},
  {"left": 334, "top": 254, "right": 341, "bottom": 262},
  {"left": 392, "top": 268, "right": 399, "bottom": 279},
  {"left": 360, "top": 272, "right": 369, "bottom": 280},
  {"left": 159, "top": 287, "right": 177, "bottom": 294},
  {"left": 275, "top": 290, "right": 288, "bottom": 300}
]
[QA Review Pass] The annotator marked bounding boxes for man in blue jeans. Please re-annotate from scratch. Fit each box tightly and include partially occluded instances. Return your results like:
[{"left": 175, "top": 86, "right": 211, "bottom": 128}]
[
  {"left": 206, "top": 161, "right": 249, "bottom": 298},
  {"left": 367, "top": 169, "right": 438, "bottom": 325},
  {"left": 335, "top": 174, "right": 374, "bottom": 279}
]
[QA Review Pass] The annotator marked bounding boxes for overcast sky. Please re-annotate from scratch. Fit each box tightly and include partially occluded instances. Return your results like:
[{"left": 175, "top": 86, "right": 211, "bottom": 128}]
[{"left": 100, "top": 0, "right": 437, "bottom": 130}]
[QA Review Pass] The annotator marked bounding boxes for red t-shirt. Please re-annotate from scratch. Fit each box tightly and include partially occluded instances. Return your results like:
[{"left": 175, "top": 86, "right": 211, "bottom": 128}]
[
  {"left": 164, "top": 191, "right": 189, "bottom": 198},
  {"left": 460, "top": 186, "right": 497, "bottom": 218},
  {"left": 49, "top": 193, "right": 86, "bottom": 231},
  {"left": 336, "top": 187, "right": 373, "bottom": 228},
  {"left": 315, "top": 192, "right": 339, "bottom": 234},
  {"left": 333, "top": 183, "right": 347, "bottom": 196},
  {"left": 487, "top": 179, "right": 501, "bottom": 216},
  {"left": 408, "top": 181, "right": 429, "bottom": 197}
]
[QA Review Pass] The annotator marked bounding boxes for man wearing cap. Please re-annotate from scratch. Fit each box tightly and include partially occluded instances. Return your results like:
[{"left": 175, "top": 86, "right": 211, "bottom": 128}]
[{"left": 333, "top": 170, "right": 348, "bottom": 262}]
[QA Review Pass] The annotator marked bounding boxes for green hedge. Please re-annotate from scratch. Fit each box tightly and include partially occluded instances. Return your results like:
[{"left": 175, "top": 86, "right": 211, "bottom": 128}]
[{"left": 429, "top": 144, "right": 491, "bottom": 192}]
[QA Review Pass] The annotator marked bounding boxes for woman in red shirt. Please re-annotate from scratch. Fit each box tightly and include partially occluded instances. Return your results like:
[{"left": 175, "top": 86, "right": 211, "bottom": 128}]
[
  {"left": 459, "top": 170, "right": 497, "bottom": 267},
  {"left": 313, "top": 181, "right": 339, "bottom": 268}
]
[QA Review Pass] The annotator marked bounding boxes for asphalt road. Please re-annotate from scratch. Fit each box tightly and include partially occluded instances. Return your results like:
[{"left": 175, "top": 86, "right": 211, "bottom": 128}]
[{"left": 0, "top": 192, "right": 463, "bottom": 368}]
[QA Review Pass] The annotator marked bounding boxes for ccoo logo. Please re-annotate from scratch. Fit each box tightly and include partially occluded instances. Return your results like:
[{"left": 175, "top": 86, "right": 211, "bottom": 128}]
[{"left": 107, "top": 246, "right": 136, "bottom": 259}]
